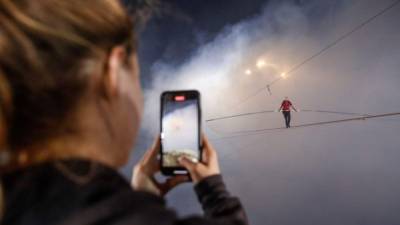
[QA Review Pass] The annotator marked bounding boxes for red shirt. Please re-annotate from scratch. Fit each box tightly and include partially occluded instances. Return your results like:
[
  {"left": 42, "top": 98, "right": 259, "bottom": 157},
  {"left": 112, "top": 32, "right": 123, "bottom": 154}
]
[{"left": 280, "top": 100, "right": 292, "bottom": 111}]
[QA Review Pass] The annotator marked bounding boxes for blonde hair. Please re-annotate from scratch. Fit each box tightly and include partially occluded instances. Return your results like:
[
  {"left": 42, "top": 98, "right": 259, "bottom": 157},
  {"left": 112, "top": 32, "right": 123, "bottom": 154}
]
[{"left": 0, "top": 0, "right": 136, "bottom": 151}]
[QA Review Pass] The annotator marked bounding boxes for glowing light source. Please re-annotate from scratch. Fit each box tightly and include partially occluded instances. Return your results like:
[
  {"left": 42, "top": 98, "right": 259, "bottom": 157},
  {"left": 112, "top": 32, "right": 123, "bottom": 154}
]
[
  {"left": 256, "top": 59, "right": 266, "bottom": 68},
  {"left": 175, "top": 95, "right": 185, "bottom": 101},
  {"left": 281, "top": 73, "right": 287, "bottom": 79},
  {"left": 245, "top": 69, "right": 252, "bottom": 75}
]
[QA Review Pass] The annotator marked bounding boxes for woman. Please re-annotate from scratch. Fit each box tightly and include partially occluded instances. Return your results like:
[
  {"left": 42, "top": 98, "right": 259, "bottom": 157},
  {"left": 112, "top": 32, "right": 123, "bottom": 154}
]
[{"left": 0, "top": 0, "right": 247, "bottom": 225}]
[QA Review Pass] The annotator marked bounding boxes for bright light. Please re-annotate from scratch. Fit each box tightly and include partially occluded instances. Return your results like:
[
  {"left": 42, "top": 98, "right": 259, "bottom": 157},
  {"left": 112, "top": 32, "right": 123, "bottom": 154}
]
[
  {"left": 281, "top": 73, "right": 287, "bottom": 79},
  {"left": 256, "top": 59, "right": 266, "bottom": 68},
  {"left": 245, "top": 69, "right": 252, "bottom": 75}
]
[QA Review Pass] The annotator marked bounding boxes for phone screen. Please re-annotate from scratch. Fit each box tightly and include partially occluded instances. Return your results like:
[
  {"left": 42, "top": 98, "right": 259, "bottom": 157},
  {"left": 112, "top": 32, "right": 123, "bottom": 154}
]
[{"left": 161, "top": 91, "right": 201, "bottom": 170}]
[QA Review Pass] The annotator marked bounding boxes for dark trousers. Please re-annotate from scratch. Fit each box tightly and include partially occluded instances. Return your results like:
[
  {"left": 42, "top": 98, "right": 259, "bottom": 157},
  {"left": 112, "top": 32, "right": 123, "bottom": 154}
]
[{"left": 282, "top": 111, "right": 291, "bottom": 128}]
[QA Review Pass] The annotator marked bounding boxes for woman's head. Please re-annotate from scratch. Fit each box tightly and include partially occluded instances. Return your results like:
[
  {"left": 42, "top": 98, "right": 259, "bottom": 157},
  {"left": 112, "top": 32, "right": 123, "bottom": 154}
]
[{"left": 0, "top": 0, "right": 143, "bottom": 168}]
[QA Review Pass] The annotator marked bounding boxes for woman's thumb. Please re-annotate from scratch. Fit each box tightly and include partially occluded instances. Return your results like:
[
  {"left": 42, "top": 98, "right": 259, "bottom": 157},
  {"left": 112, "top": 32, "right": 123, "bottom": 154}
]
[{"left": 178, "top": 156, "right": 196, "bottom": 173}]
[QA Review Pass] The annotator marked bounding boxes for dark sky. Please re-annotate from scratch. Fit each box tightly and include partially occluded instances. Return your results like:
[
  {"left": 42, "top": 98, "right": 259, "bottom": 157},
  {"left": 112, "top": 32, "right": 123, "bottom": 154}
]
[
  {"left": 134, "top": 0, "right": 269, "bottom": 87},
  {"left": 125, "top": 0, "right": 341, "bottom": 87}
]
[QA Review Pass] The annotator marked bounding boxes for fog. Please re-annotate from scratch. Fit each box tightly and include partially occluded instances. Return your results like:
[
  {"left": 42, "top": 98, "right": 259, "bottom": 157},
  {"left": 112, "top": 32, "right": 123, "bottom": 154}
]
[
  {"left": 123, "top": 0, "right": 400, "bottom": 224},
  {"left": 162, "top": 103, "right": 198, "bottom": 155}
]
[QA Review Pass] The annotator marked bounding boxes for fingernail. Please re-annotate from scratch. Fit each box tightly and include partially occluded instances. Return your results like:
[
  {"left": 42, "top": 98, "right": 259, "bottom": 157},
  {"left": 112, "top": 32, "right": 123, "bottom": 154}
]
[{"left": 191, "top": 158, "right": 199, "bottom": 163}]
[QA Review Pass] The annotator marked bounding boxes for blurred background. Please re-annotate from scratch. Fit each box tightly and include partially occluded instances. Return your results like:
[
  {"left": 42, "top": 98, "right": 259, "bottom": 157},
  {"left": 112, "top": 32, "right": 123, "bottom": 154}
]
[{"left": 121, "top": 0, "right": 400, "bottom": 224}]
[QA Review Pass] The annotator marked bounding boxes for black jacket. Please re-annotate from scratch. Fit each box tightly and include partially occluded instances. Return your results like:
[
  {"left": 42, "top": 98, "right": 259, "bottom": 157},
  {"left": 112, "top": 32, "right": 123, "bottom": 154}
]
[{"left": 0, "top": 160, "right": 248, "bottom": 225}]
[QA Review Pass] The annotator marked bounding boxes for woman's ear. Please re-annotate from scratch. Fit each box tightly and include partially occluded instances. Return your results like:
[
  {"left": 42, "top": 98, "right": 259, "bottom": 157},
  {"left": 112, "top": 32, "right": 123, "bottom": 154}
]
[{"left": 102, "top": 46, "right": 127, "bottom": 101}]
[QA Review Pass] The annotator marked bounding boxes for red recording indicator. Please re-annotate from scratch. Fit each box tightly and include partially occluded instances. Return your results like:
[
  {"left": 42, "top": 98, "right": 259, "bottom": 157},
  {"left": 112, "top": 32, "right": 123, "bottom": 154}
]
[{"left": 174, "top": 95, "right": 185, "bottom": 101}]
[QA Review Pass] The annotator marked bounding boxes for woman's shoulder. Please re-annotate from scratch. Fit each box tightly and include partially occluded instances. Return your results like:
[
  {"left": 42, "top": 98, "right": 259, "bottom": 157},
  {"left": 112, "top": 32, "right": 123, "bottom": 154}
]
[{"left": 0, "top": 159, "right": 176, "bottom": 225}]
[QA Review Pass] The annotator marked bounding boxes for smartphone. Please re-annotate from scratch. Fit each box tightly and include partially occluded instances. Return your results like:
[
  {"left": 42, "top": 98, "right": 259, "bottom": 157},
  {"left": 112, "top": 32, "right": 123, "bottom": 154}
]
[{"left": 160, "top": 90, "right": 202, "bottom": 176}]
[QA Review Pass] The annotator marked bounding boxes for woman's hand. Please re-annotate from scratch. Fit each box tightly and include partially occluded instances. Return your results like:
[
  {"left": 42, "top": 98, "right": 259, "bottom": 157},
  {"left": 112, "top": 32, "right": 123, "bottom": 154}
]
[
  {"left": 131, "top": 135, "right": 189, "bottom": 196},
  {"left": 178, "top": 136, "right": 221, "bottom": 184}
]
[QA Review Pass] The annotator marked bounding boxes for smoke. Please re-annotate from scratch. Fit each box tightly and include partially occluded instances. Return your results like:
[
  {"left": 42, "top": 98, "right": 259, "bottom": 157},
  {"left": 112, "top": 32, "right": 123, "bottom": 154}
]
[
  {"left": 162, "top": 103, "right": 198, "bottom": 155},
  {"left": 141, "top": 23, "right": 250, "bottom": 134},
  {"left": 129, "top": 0, "right": 400, "bottom": 224},
  {"left": 140, "top": 0, "right": 350, "bottom": 134}
]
